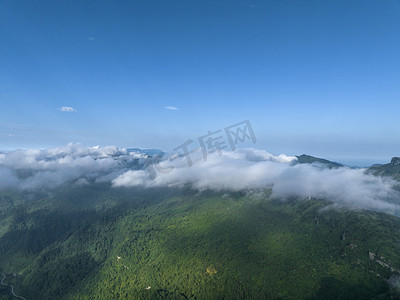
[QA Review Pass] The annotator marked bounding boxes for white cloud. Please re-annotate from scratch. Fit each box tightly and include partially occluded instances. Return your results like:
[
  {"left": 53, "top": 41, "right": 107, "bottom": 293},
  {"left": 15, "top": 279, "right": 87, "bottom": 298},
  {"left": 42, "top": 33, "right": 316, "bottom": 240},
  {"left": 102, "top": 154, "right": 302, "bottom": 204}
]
[
  {"left": 0, "top": 143, "right": 146, "bottom": 191},
  {"left": 58, "top": 106, "right": 76, "bottom": 112},
  {"left": 0, "top": 144, "right": 399, "bottom": 214},
  {"left": 164, "top": 106, "right": 179, "bottom": 110},
  {"left": 112, "top": 148, "right": 400, "bottom": 212}
]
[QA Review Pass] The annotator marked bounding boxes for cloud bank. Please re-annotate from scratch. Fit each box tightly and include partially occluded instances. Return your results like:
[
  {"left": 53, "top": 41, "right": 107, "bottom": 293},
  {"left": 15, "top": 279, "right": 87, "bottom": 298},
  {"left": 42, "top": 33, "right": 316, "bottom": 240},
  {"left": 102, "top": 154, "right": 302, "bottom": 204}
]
[
  {"left": 112, "top": 148, "right": 400, "bottom": 212},
  {"left": 0, "top": 144, "right": 399, "bottom": 213},
  {"left": 0, "top": 144, "right": 147, "bottom": 191}
]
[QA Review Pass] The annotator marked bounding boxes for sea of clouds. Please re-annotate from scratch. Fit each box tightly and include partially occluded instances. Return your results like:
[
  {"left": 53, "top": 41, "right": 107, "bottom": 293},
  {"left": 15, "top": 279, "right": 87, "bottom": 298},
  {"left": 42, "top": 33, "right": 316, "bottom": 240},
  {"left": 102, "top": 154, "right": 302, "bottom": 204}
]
[{"left": 0, "top": 143, "right": 399, "bottom": 212}]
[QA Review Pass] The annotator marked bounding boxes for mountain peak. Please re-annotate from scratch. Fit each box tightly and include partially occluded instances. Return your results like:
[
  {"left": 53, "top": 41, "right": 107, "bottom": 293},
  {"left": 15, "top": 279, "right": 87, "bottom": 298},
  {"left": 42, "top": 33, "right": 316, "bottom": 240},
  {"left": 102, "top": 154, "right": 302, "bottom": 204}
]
[
  {"left": 368, "top": 157, "right": 400, "bottom": 181},
  {"left": 295, "top": 154, "right": 342, "bottom": 168},
  {"left": 390, "top": 157, "right": 400, "bottom": 165}
]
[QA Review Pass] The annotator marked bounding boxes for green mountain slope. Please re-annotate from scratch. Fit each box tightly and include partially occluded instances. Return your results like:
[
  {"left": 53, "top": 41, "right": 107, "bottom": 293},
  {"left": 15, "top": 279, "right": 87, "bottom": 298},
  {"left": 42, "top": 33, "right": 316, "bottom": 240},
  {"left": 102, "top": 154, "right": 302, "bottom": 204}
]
[
  {"left": 295, "top": 155, "right": 343, "bottom": 168},
  {"left": 368, "top": 157, "right": 400, "bottom": 181},
  {"left": 1, "top": 186, "right": 400, "bottom": 299}
]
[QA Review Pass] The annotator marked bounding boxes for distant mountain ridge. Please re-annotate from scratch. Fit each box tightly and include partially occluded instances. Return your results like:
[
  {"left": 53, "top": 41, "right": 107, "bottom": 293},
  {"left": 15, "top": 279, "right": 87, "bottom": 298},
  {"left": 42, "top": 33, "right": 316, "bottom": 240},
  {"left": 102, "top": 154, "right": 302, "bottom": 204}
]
[{"left": 295, "top": 154, "right": 343, "bottom": 168}]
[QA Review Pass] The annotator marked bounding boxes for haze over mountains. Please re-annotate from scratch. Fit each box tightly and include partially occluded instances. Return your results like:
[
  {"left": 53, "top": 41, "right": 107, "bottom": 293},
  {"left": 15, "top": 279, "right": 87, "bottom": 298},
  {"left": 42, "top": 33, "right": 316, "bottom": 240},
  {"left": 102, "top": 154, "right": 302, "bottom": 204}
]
[
  {"left": 1, "top": 144, "right": 399, "bottom": 214},
  {"left": 2, "top": 144, "right": 400, "bottom": 299}
]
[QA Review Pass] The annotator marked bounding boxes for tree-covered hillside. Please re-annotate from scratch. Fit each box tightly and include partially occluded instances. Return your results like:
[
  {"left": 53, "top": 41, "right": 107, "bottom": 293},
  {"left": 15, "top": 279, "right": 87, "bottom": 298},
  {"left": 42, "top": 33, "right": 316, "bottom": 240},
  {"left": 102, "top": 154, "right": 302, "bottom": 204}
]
[
  {"left": 1, "top": 185, "right": 400, "bottom": 299},
  {"left": 369, "top": 157, "right": 400, "bottom": 182},
  {"left": 295, "top": 155, "right": 343, "bottom": 168}
]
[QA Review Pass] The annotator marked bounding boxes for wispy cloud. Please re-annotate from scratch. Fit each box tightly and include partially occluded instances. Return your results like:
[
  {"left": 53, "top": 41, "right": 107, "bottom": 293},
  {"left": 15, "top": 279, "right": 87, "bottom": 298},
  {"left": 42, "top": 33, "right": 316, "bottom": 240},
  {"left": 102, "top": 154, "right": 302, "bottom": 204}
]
[
  {"left": 0, "top": 123, "right": 29, "bottom": 130},
  {"left": 164, "top": 106, "right": 179, "bottom": 110},
  {"left": 58, "top": 106, "right": 76, "bottom": 112}
]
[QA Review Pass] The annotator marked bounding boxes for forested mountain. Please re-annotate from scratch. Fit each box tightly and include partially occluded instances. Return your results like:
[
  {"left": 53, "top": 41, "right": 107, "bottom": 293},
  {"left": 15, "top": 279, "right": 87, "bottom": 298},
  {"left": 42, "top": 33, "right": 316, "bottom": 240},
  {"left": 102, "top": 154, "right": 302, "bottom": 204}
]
[
  {"left": 1, "top": 182, "right": 400, "bottom": 299},
  {"left": 295, "top": 155, "right": 343, "bottom": 168},
  {"left": 368, "top": 157, "right": 400, "bottom": 181}
]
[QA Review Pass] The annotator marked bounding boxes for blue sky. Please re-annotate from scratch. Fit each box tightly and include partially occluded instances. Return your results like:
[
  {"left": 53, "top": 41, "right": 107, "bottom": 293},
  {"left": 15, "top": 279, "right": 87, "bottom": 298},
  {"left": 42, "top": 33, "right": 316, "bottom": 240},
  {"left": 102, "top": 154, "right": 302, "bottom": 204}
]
[{"left": 1, "top": 0, "right": 399, "bottom": 165}]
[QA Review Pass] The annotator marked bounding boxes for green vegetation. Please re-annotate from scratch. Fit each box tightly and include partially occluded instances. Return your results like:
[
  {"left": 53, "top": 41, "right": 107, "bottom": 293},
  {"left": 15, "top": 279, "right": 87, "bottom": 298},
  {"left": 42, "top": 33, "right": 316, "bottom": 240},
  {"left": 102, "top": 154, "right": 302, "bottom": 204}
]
[
  {"left": 295, "top": 155, "right": 343, "bottom": 168},
  {"left": 1, "top": 185, "right": 400, "bottom": 299},
  {"left": 369, "top": 157, "right": 400, "bottom": 181}
]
